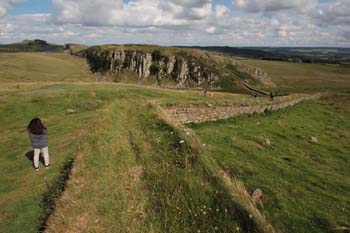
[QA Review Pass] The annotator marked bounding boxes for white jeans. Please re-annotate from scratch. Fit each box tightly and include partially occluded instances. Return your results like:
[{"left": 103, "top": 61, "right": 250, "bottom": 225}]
[{"left": 33, "top": 147, "right": 49, "bottom": 168}]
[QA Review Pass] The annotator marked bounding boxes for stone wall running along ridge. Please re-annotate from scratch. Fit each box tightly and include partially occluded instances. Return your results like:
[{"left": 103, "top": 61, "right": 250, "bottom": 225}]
[{"left": 163, "top": 94, "right": 321, "bottom": 125}]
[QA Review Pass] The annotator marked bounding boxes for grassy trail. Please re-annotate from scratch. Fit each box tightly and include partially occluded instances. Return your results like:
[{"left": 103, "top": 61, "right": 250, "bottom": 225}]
[{"left": 45, "top": 97, "right": 263, "bottom": 233}]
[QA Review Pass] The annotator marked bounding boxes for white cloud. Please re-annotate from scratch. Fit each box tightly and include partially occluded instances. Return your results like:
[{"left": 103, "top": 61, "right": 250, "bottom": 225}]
[
  {"left": 51, "top": 0, "right": 214, "bottom": 27},
  {"left": 0, "top": 7, "right": 7, "bottom": 18},
  {"left": 234, "top": 0, "right": 317, "bottom": 13},
  {"left": 0, "top": 0, "right": 349, "bottom": 46},
  {"left": 215, "top": 5, "right": 230, "bottom": 18},
  {"left": 52, "top": 0, "right": 123, "bottom": 26},
  {"left": 206, "top": 26, "right": 216, "bottom": 33},
  {"left": 315, "top": 0, "right": 350, "bottom": 25}
]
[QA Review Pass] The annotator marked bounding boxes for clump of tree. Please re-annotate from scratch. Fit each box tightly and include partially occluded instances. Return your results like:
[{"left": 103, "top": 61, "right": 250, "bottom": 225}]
[
  {"left": 152, "top": 50, "right": 162, "bottom": 62},
  {"left": 85, "top": 48, "right": 110, "bottom": 73},
  {"left": 171, "top": 59, "right": 181, "bottom": 79},
  {"left": 150, "top": 63, "right": 160, "bottom": 76}
]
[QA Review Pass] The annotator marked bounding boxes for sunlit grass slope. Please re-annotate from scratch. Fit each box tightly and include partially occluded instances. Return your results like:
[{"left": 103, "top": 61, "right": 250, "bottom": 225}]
[
  {"left": 189, "top": 94, "right": 350, "bottom": 233},
  {"left": 240, "top": 59, "right": 350, "bottom": 92},
  {"left": 0, "top": 53, "right": 92, "bottom": 82},
  {"left": 0, "top": 82, "right": 276, "bottom": 233}
]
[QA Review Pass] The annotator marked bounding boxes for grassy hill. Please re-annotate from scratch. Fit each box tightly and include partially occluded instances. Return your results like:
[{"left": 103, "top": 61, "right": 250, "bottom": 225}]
[
  {"left": 0, "top": 53, "right": 92, "bottom": 82},
  {"left": 0, "top": 51, "right": 349, "bottom": 233},
  {"left": 184, "top": 46, "right": 350, "bottom": 64},
  {"left": 0, "top": 40, "right": 63, "bottom": 53}
]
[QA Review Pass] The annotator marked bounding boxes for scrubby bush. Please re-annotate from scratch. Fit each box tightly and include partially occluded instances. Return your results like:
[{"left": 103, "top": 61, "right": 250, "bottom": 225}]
[
  {"left": 150, "top": 63, "right": 160, "bottom": 75},
  {"left": 152, "top": 50, "right": 162, "bottom": 62}
]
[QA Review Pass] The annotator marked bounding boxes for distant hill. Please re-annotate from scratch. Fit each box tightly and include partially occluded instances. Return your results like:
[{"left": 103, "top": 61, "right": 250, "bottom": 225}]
[
  {"left": 181, "top": 46, "right": 350, "bottom": 64},
  {"left": 0, "top": 39, "right": 64, "bottom": 53},
  {"left": 177, "top": 46, "right": 279, "bottom": 59}
]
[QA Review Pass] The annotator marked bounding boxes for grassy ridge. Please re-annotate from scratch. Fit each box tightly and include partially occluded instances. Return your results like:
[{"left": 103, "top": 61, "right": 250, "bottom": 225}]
[
  {"left": 0, "top": 53, "right": 92, "bottom": 82},
  {"left": 0, "top": 40, "right": 63, "bottom": 53},
  {"left": 189, "top": 94, "right": 350, "bottom": 232}
]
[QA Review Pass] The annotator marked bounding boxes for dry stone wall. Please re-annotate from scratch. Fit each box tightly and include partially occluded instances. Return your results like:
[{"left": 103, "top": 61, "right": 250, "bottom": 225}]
[{"left": 163, "top": 95, "right": 320, "bottom": 125}]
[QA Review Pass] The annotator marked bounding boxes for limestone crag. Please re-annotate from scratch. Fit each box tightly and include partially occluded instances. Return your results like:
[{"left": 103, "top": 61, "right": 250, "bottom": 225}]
[
  {"left": 232, "top": 60, "right": 274, "bottom": 87},
  {"left": 231, "top": 60, "right": 267, "bottom": 79},
  {"left": 77, "top": 47, "right": 218, "bottom": 87}
]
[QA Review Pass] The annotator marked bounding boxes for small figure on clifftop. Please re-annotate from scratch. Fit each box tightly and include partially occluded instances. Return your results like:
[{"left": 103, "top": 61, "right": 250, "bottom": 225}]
[
  {"left": 203, "top": 89, "right": 208, "bottom": 97},
  {"left": 27, "top": 118, "right": 50, "bottom": 171}
]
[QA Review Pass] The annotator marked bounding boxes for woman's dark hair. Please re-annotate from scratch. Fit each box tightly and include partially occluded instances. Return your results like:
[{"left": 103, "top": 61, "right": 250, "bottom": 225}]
[{"left": 27, "top": 118, "right": 46, "bottom": 135}]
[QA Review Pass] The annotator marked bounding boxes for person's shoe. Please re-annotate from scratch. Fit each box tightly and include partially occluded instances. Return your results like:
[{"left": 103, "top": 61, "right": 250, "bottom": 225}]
[
  {"left": 45, "top": 165, "right": 50, "bottom": 169},
  {"left": 34, "top": 167, "right": 39, "bottom": 171}
]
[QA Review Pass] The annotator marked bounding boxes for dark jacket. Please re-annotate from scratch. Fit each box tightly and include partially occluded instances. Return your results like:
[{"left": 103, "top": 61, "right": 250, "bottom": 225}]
[{"left": 28, "top": 128, "right": 48, "bottom": 149}]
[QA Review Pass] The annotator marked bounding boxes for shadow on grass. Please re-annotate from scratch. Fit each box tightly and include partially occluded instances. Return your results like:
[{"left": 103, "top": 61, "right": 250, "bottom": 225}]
[
  {"left": 37, "top": 155, "right": 75, "bottom": 233},
  {"left": 24, "top": 150, "right": 46, "bottom": 167}
]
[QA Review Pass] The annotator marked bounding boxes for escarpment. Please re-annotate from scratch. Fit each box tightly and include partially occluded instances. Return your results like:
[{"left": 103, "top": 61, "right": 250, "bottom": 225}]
[
  {"left": 75, "top": 47, "right": 219, "bottom": 87},
  {"left": 69, "top": 45, "right": 273, "bottom": 90}
]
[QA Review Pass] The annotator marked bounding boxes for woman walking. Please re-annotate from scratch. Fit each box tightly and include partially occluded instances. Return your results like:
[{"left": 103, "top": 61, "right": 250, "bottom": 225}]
[{"left": 27, "top": 118, "right": 50, "bottom": 171}]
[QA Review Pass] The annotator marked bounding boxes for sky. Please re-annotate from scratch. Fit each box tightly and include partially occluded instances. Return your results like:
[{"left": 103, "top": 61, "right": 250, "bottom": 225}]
[{"left": 0, "top": 0, "right": 349, "bottom": 47}]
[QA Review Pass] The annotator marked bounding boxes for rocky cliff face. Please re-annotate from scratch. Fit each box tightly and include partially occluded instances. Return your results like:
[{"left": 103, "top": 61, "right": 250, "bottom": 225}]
[
  {"left": 76, "top": 47, "right": 218, "bottom": 87},
  {"left": 231, "top": 60, "right": 274, "bottom": 87}
]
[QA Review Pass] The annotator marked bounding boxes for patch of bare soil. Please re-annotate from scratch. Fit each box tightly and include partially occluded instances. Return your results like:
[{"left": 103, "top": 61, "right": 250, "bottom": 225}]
[{"left": 130, "top": 165, "right": 144, "bottom": 180}]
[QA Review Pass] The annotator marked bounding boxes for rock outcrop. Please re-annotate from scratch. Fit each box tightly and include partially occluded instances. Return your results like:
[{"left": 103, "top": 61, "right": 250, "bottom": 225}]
[
  {"left": 76, "top": 47, "right": 218, "bottom": 87},
  {"left": 232, "top": 60, "right": 274, "bottom": 87}
]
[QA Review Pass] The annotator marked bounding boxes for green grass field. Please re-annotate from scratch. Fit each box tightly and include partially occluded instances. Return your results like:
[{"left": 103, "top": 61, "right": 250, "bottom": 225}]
[
  {"left": 189, "top": 94, "right": 350, "bottom": 233},
  {"left": 1, "top": 83, "right": 269, "bottom": 233},
  {"left": 0, "top": 84, "right": 122, "bottom": 232},
  {"left": 0, "top": 52, "right": 349, "bottom": 233},
  {"left": 240, "top": 59, "right": 350, "bottom": 93},
  {"left": 0, "top": 53, "right": 91, "bottom": 82}
]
